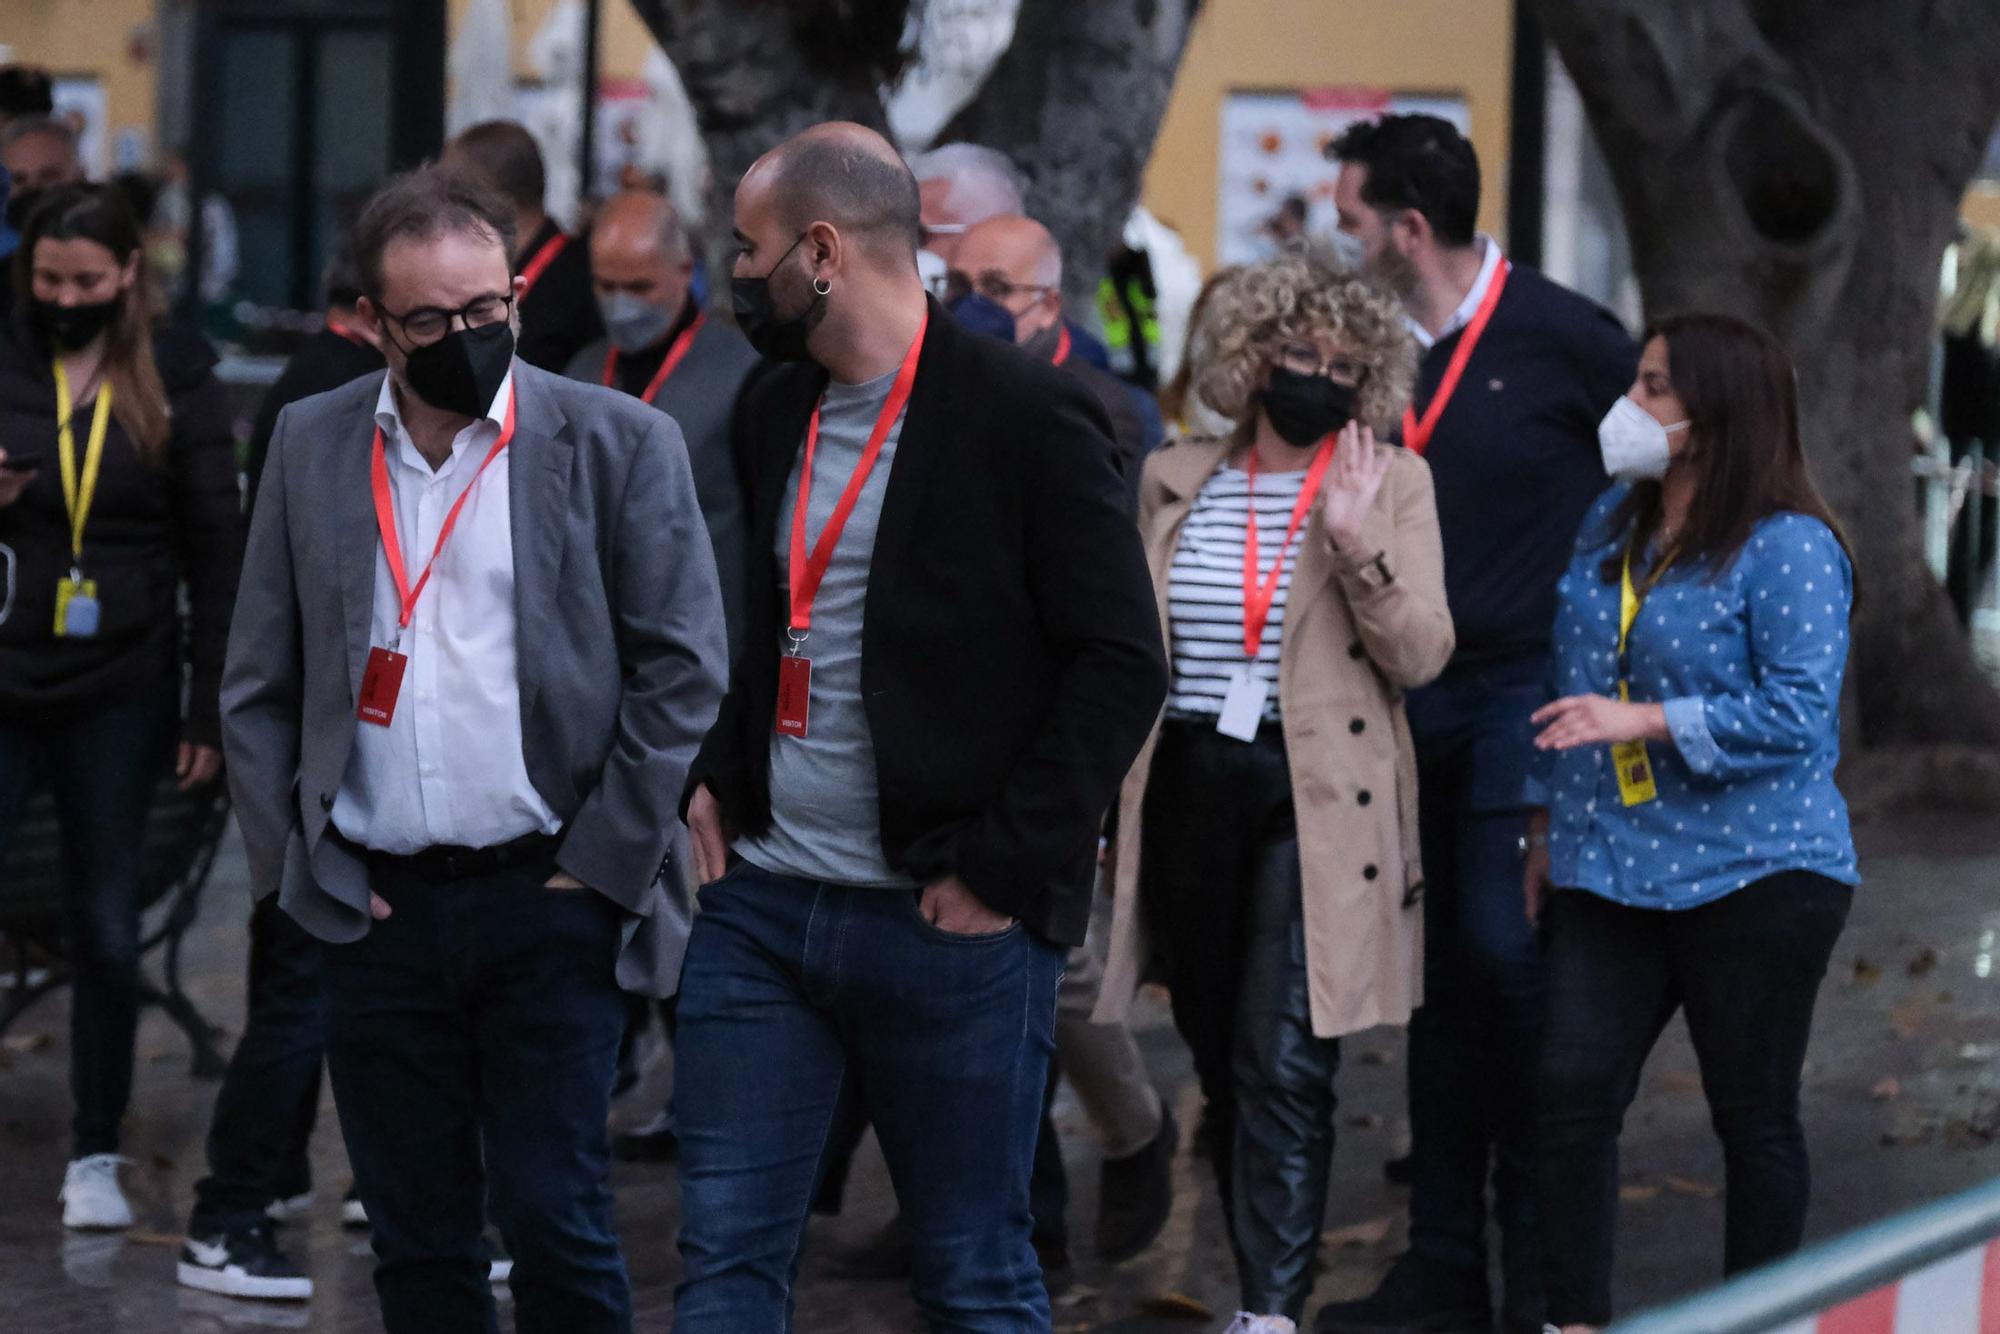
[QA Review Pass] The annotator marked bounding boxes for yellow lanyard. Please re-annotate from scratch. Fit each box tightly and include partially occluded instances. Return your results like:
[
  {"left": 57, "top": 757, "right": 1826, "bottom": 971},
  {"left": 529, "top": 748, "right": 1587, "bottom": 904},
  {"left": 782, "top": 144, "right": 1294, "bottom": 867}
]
[
  {"left": 1613, "top": 541, "right": 1673, "bottom": 807},
  {"left": 53, "top": 361, "right": 113, "bottom": 567}
]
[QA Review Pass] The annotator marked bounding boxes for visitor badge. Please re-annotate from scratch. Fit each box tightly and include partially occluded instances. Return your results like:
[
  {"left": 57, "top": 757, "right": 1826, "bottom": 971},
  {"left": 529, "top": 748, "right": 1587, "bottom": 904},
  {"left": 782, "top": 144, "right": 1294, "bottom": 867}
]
[
  {"left": 1216, "top": 668, "right": 1270, "bottom": 742},
  {"left": 1612, "top": 739, "right": 1657, "bottom": 807},
  {"left": 53, "top": 574, "right": 100, "bottom": 638},
  {"left": 357, "top": 646, "right": 408, "bottom": 727},
  {"left": 776, "top": 654, "right": 812, "bottom": 737}
]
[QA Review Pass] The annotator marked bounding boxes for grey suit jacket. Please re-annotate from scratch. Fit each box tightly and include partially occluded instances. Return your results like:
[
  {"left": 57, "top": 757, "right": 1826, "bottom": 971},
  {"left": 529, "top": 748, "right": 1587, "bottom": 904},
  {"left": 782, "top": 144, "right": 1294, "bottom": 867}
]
[{"left": 220, "top": 359, "right": 729, "bottom": 996}]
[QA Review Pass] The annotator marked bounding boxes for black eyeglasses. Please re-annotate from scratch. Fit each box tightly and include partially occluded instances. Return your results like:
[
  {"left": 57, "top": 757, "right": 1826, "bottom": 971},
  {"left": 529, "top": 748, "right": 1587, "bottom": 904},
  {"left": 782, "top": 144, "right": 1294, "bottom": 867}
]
[
  {"left": 1275, "top": 341, "right": 1367, "bottom": 387},
  {"left": 375, "top": 291, "right": 515, "bottom": 346},
  {"left": 942, "top": 269, "right": 1057, "bottom": 307}
]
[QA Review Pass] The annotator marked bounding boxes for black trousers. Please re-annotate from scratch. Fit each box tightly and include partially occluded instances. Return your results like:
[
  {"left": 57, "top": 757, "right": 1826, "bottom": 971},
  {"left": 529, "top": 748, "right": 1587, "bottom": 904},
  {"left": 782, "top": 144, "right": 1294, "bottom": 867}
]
[
  {"left": 1139, "top": 719, "right": 1341, "bottom": 1320},
  {"left": 190, "top": 894, "right": 328, "bottom": 1234},
  {"left": 1535, "top": 872, "right": 1852, "bottom": 1327}
]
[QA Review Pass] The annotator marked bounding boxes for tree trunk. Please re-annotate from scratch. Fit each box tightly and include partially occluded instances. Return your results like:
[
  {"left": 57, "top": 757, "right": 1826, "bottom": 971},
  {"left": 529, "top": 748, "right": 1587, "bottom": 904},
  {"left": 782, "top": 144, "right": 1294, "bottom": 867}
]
[
  {"left": 626, "top": 0, "right": 910, "bottom": 267},
  {"left": 937, "top": 0, "right": 1204, "bottom": 310},
  {"left": 628, "top": 0, "right": 1201, "bottom": 312},
  {"left": 1531, "top": 0, "right": 2000, "bottom": 748}
]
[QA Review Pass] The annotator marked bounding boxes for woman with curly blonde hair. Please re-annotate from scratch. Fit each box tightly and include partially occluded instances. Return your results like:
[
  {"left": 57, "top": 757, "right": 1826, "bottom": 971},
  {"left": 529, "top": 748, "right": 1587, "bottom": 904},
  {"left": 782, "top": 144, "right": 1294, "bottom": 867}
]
[{"left": 1094, "top": 249, "right": 1455, "bottom": 1331}]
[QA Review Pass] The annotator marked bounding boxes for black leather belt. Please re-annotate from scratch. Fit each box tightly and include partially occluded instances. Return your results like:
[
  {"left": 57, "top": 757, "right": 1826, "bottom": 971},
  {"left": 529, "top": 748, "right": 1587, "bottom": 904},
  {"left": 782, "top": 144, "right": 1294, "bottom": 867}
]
[{"left": 363, "top": 832, "right": 562, "bottom": 883}]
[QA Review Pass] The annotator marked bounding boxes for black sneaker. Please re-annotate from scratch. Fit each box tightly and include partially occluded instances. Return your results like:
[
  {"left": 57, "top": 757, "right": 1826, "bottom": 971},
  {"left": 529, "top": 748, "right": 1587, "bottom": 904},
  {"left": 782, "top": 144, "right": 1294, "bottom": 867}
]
[
  {"left": 1096, "top": 1103, "right": 1178, "bottom": 1263},
  {"left": 177, "top": 1223, "right": 313, "bottom": 1301},
  {"left": 1313, "top": 1252, "right": 1489, "bottom": 1334}
]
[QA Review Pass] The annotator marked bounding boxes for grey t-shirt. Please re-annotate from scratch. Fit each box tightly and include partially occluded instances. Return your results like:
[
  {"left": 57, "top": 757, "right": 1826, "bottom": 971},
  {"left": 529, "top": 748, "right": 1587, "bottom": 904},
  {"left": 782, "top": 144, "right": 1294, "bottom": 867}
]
[{"left": 733, "top": 368, "right": 915, "bottom": 888}]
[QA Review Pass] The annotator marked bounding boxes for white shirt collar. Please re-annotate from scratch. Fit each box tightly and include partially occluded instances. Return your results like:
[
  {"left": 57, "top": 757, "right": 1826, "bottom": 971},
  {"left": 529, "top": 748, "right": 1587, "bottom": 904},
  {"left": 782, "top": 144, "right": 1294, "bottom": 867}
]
[
  {"left": 373, "top": 365, "right": 515, "bottom": 472},
  {"left": 1407, "top": 234, "right": 1504, "bottom": 350}
]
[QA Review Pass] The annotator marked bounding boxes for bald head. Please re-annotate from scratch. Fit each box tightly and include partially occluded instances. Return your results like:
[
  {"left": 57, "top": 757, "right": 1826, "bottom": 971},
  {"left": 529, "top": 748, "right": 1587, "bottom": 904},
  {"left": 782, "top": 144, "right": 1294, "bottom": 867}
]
[
  {"left": 589, "top": 190, "right": 695, "bottom": 351},
  {"left": 594, "top": 189, "right": 688, "bottom": 266},
  {"left": 739, "top": 122, "right": 921, "bottom": 264},
  {"left": 952, "top": 213, "right": 1065, "bottom": 344}
]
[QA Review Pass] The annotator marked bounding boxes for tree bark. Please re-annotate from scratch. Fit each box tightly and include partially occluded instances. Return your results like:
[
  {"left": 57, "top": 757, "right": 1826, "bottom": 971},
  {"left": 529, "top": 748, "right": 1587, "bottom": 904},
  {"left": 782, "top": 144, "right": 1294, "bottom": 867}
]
[
  {"left": 1532, "top": 0, "right": 2000, "bottom": 747},
  {"left": 936, "top": 0, "right": 1204, "bottom": 310},
  {"left": 626, "top": 0, "right": 909, "bottom": 266}
]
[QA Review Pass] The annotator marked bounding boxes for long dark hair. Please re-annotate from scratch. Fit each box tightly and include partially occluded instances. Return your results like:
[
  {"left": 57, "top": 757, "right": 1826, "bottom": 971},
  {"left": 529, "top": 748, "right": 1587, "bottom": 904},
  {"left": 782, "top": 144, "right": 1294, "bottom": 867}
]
[
  {"left": 12, "top": 183, "right": 170, "bottom": 459},
  {"left": 1597, "top": 313, "right": 1852, "bottom": 591}
]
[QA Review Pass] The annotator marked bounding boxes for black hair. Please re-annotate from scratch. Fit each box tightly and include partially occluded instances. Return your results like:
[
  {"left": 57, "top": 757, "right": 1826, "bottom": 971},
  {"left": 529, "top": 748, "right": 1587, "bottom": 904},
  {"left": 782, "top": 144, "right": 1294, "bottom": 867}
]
[
  {"left": 351, "top": 165, "right": 516, "bottom": 299},
  {"left": 1329, "top": 113, "right": 1480, "bottom": 249}
]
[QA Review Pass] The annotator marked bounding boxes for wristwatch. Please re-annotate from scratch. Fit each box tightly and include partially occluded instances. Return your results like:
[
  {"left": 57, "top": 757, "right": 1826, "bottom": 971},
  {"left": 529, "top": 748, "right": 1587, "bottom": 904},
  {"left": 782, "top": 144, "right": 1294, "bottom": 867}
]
[{"left": 1516, "top": 832, "right": 1549, "bottom": 859}]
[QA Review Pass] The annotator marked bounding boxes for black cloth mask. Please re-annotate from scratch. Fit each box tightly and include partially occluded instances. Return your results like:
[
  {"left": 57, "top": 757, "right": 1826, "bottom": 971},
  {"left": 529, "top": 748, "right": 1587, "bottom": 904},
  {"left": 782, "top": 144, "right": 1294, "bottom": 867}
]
[
  {"left": 731, "top": 234, "right": 825, "bottom": 363},
  {"left": 401, "top": 321, "right": 516, "bottom": 418},
  {"left": 31, "top": 296, "right": 120, "bottom": 354},
  {"left": 1261, "top": 367, "right": 1358, "bottom": 448}
]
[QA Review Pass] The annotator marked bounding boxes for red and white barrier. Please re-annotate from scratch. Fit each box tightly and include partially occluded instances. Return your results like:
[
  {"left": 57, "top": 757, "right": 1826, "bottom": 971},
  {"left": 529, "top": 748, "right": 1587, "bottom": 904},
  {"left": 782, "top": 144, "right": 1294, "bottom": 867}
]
[{"left": 1775, "top": 1239, "right": 2000, "bottom": 1333}]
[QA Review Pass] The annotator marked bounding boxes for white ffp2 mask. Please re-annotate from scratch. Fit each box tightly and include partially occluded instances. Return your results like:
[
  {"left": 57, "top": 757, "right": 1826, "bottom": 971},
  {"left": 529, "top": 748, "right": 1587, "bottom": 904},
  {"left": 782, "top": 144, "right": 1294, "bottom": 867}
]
[{"left": 1598, "top": 395, "right": 1689, "bottom": 482}]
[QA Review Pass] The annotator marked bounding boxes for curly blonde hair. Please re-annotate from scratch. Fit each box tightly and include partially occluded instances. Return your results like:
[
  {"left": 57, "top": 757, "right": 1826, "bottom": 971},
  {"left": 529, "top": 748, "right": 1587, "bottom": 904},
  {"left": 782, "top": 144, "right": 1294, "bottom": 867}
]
[{"left": 1191, "top": 248, "right": 1417, "bottom": 438}]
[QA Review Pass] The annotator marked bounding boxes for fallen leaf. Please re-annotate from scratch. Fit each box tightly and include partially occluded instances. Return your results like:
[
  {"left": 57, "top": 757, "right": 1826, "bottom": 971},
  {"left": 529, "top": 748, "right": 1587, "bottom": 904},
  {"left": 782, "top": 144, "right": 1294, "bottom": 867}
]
[
  {"left": 1619, "top": 1183, "right": 1660, "bottom": 1202},
  {"left": 1909, "top": 948, "right": 1942, "bottom": 977},
  {"left": 1658, "top": 1070, "right": 1703, "bottom": 1096},
  {"left": 1321, "top": 1215, "right": 1395, "bottom": 1249},
  {"left": 127, "top": 1230, "right": 184, "bottom": 1248},
  {"left": 1140, "top": 1293, "right": 1214, "bottom": 1321},
  {"left": 1, "top": 1032, "right": 51, "bottom": 1055},
  {"left": 1666, "top": 1176, "right": 1722, "bottom": 1199},
  {"left": 1851, "top": 957, "right": 1883, "bottom": 987},
  {"left": 1872, "top": 1077, "right": 1902, "bottom": 1102}
]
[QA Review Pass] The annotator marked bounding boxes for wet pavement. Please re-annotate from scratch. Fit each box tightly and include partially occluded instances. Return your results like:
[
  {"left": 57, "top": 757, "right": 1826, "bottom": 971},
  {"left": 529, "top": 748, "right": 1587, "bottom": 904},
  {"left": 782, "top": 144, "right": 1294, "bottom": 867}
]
[{"left": 2, "top": 812, "right": 1999, "bottom": 1332}]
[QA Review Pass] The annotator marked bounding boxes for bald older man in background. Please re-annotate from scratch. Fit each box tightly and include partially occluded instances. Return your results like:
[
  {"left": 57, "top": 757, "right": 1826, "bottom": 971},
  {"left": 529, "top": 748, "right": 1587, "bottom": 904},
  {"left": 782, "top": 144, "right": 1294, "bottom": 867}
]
[
  {"left": 675, "top": 121, "right": 1165, "bottom": 1330},
  {"left": 567, "top": 189, "right": 757, "bottom": 657}
]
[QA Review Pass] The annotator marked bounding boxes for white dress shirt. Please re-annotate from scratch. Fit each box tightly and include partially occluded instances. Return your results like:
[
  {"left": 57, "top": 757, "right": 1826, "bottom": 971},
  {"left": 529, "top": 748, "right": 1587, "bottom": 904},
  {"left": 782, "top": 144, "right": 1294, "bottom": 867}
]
[
  {"left": 330, "top": 368, "right": 562, "bottom": 853},
  {"left": 1408, "top": 233, "right": 1504, "bottom": 350}
]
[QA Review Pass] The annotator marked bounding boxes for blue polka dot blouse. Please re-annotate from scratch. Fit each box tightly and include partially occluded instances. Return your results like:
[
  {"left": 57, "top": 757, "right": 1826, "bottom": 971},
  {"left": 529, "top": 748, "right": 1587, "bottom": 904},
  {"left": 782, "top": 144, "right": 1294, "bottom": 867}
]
[{"left": 1527, "top": 487, "right": 1860, "bottom": 909}]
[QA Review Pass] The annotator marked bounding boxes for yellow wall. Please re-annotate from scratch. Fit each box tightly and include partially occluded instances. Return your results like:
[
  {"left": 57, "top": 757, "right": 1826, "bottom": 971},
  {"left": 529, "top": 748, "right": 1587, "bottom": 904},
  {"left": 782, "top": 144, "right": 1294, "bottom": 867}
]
[
  {"left": 1142, "top": 0, "right": 1518, "bottom": 268},
  {"left": 3, "top": 0, "right": 160, "bottom": 175}
]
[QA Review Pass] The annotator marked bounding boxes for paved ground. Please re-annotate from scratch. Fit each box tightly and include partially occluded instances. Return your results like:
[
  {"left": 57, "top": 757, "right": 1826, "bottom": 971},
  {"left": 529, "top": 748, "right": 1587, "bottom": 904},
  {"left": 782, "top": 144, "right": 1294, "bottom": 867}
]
[{"left": 2, "top": 812, "right": 1998, "bottom": 1332}]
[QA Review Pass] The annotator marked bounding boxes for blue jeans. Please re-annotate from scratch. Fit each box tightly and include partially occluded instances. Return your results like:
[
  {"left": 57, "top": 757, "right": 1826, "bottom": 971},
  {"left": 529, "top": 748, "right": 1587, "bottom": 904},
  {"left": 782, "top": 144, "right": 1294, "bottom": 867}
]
[
  {"left": 323, "top": 854, "right": 631, "bottom": 1334},
  {"left": 190, "top": 894, "right": 328, "bottom": 1233},
  {"left": 0, "top": 677, "right": 177, "bottom": 1157},
  {"left": 673, "top": 861, "right": 1062, "bottom": 1332},
  {"left": 1403, "top": 656, "right": 1547, "bottom": 1308}
]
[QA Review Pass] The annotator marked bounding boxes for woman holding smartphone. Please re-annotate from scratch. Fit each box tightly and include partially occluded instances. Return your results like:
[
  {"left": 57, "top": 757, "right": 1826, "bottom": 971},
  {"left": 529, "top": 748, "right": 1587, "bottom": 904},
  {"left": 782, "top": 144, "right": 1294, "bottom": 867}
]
[
  {"left": 1525, "top": 313, "right": 1857, "bottom": 1333},
  {"left": 0, "top": 183, "right": 241, "bottom": 1230}
]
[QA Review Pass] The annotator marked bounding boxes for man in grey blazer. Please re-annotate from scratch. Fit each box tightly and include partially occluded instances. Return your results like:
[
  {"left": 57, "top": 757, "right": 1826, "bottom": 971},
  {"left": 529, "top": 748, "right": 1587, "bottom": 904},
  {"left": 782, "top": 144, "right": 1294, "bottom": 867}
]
[{"left": 218, "top": 165, "right": 727, "bottom": 1334}]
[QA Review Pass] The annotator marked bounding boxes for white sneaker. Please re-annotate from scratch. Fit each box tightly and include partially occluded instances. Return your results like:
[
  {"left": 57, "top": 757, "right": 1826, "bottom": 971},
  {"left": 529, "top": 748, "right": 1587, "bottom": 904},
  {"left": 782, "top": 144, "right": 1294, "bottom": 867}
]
[
  {"left": 1224, "top": 1316, "right": 1296, "bottom": 1334},
  {"left": 264, "top": 1191, "right": 316, "bottom": 1226},
  {"left": 60, "top": 1154, "right": 134, "bottom": 1231}
]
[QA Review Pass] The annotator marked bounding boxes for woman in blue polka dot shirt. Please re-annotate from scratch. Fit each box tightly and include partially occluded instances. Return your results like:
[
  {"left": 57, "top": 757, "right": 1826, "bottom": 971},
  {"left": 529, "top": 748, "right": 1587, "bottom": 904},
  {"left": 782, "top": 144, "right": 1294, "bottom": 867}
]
[{"left": 1522, "top": 314, "right": 1858, "bottom": 1334}]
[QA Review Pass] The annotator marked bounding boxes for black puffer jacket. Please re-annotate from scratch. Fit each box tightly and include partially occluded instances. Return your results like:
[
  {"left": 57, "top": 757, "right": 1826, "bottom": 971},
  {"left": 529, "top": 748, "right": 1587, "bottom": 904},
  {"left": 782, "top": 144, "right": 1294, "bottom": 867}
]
[{"left": 0, "top": 313, "right": 243, "bottom": 744}]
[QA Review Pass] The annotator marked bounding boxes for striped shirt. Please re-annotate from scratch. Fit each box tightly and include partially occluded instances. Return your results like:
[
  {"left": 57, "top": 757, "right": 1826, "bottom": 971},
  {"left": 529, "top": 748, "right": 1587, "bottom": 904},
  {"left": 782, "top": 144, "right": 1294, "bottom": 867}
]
[{"left": 1166, "top": 464, "right": 1312, "bottom": 721}]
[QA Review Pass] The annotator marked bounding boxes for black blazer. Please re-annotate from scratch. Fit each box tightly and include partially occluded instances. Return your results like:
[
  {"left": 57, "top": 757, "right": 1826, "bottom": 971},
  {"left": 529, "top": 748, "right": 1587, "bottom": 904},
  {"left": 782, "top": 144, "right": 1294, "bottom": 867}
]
[{"left": 687, "top": 299, "right": 1168, "bottom": 946}]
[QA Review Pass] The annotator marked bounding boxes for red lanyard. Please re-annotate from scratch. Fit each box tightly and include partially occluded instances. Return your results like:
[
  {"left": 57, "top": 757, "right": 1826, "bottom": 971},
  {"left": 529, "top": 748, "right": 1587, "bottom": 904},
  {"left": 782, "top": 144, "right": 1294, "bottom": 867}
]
[
  {"left": 600, "top": 313, "right": 706, "bottom": 404},
  {"left": 787, "top": 310, "right": 928, "bottom": 639},
  {"left": 1401, "top": 259, "right": 1510, "bottom": 455},
  {"left": 370, "top": 383, "right": 517, "bottom": 637},
  {"left": 1050, "top": 324, "right": 1072, "bottom": 367},
  {"left": 326, "top": 317, "right": 368, "bottom": 347},
  {"left": 517, "top": 231, "right": 570, "bottom": 299},
  {"left": 1242, "top": 439, "right": 1336, "bottom": 657}
]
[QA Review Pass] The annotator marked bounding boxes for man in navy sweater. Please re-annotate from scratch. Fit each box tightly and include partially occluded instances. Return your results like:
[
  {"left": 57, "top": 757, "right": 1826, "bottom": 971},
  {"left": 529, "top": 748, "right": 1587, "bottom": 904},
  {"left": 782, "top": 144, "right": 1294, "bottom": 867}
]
[{"left": 1315, "top": 115, "right": 1637, "bottom": 1334}]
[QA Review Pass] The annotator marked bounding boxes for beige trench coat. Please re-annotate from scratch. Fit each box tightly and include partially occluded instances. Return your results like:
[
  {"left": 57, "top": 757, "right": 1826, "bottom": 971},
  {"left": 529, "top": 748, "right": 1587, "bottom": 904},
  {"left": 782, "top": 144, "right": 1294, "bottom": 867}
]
[{"left": 1093, "top": 437, "right": 1455, "bottom": 1039}]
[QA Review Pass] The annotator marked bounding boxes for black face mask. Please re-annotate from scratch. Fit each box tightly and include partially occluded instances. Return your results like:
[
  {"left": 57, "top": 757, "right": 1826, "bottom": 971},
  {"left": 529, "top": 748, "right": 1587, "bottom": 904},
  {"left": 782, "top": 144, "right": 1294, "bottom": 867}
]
[
  {"left": 400, "top": 321, "right": 516, "bottom": 418},
  {"left": 4, "top": 186, "right": 42, "bottom": 233},
  {"left": 731, "top": 234, "right": 825, "bottom": 363},
  {"left": 1261, "top": 366, "right": 1359, "bottom": 448},
  {"left": 31, "top": 296, "right": 121, "bottom": 354}
]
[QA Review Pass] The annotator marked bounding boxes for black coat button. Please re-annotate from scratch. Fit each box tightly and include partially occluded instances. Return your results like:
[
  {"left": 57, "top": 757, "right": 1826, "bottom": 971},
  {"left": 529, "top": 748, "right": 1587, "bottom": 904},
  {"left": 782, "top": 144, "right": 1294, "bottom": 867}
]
[
  {"left": 1348, "top": 641, "right": 1366, "bottom": 660},
  {"left": 321, "top": 791, "right": 334, "bottom": 811},
  {"left": 1357, "top": 789, "right": 1372, "bottom": 806},
  {"left": 1363, "top": 864, "right": 1379, "bottom": 881},
  {"left": 1349, "top": 718, "right": 1366, "bottom": 734}
]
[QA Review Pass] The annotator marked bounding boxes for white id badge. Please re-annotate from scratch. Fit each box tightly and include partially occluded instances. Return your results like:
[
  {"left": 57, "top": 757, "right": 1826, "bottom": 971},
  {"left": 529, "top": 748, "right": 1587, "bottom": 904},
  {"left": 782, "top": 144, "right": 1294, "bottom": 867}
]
[{"left": 1216, "top": 668, "right": 1270, "bottom": 741}]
